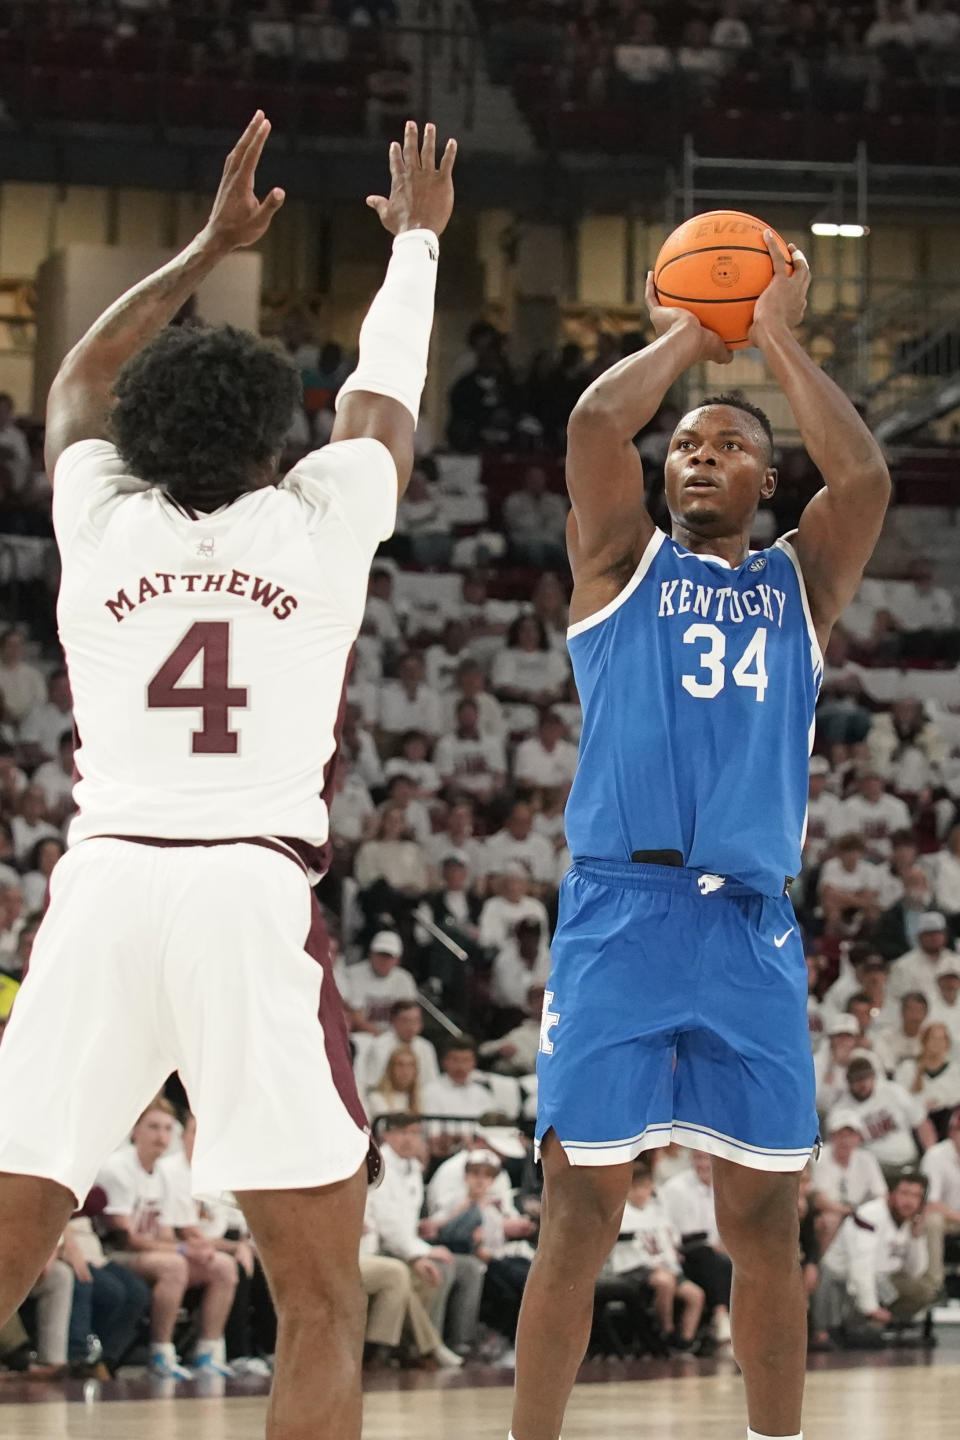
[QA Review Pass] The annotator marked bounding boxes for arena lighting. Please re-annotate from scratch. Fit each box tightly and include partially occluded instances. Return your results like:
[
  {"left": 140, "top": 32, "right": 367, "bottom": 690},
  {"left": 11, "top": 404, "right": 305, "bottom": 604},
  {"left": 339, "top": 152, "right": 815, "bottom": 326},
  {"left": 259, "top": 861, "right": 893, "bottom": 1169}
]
[{"left": 810, "top": 222, "right": 870, "bottom": 238}]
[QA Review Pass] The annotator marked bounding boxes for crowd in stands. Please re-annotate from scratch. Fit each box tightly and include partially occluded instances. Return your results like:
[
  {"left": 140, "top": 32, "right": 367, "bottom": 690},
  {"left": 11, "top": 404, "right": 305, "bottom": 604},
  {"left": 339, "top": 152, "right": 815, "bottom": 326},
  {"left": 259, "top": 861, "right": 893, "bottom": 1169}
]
[{"left": 1, "top": 300, "right": 960, "bottom": 1376}]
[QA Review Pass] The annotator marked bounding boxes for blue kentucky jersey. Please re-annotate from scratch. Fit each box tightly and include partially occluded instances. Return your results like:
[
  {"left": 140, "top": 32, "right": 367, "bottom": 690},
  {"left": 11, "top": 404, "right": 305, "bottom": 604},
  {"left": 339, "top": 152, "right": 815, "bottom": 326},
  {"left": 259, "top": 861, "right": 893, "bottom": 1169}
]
[{"left": 564, "top": 529, "right": 823, "bottom": 897}]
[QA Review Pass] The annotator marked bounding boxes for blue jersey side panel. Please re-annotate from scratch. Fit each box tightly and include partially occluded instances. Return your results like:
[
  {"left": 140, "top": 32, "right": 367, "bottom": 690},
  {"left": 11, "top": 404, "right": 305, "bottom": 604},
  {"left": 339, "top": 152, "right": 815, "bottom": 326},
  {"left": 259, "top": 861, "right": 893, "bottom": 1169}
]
[{"left": 564, "top": 531, "right": 822, "bottom": 897}]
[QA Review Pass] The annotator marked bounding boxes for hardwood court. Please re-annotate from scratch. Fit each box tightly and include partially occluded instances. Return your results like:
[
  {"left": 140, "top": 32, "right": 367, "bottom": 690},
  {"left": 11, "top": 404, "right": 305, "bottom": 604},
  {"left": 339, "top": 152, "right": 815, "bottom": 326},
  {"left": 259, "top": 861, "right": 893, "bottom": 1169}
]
[{"left": 1, "top": 1358, "right": 958, "bottom": 1440}]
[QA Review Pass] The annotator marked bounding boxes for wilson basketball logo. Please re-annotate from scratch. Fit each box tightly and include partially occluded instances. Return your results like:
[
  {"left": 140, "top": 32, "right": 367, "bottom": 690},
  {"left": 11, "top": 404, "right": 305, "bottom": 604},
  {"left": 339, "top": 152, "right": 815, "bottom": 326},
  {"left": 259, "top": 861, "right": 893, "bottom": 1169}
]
[{"left": 711, "top": 256, "right": 740, "bottom": 288}]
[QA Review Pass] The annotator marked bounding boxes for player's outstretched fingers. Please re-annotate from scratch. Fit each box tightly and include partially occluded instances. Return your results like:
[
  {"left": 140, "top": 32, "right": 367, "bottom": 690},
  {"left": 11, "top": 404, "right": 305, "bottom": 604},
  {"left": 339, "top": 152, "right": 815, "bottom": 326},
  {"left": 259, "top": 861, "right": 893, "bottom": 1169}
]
[
  {"left": 388, "top": 138, "right": 403, "bottom": 184},
  {"left": 439, "top": 136, "right": 457, "bottom": 178},
  {"left": 226, "top": 109, "right": 264, "bottom": 169},
  {"left": 403, "top": 119, "right": 420, "bottom": 169},
  {"left": 421, "top": 121, "right": 436, "bottom": 171},
  {"left": 764, "top": 229, "right": 788, "bottom": 272}
]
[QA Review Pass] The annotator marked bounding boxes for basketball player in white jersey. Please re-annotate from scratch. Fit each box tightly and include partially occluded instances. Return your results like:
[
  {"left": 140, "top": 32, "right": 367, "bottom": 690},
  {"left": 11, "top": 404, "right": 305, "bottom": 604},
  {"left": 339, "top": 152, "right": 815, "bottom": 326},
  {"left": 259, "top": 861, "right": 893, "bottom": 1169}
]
[{"left": 0, "top": 113, "right": 455, "bottom": 1436}]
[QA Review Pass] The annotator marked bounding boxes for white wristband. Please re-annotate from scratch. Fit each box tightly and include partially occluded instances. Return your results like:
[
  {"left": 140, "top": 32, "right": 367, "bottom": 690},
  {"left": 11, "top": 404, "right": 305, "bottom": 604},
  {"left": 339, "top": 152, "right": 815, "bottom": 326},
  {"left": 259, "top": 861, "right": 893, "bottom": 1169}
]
[{"left": 335, "top": 228, "right": 439, "bottom": 423}]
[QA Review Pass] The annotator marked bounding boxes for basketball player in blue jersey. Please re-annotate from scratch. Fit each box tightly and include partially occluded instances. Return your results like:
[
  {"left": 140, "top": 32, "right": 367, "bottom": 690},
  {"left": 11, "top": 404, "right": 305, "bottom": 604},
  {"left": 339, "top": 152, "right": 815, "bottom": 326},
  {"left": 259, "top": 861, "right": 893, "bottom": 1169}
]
[{"left": 510, "top": 236, "right": 890, "bottom": 1440}]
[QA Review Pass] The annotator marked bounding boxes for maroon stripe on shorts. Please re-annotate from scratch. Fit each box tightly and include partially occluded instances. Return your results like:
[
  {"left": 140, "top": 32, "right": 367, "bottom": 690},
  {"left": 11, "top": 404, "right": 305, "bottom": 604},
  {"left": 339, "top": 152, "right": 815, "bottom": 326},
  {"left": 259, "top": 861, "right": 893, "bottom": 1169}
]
[{"left": 305, "top": 899, "right": 382, "bottom": 1187}]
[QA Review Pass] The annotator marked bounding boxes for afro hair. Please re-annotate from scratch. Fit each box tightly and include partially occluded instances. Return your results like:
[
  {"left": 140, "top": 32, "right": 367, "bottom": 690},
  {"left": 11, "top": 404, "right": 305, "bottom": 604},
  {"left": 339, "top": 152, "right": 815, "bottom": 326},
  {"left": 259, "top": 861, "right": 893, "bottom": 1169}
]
[{"left": 111, "top": 323, "right": 302, "bottom": 509}]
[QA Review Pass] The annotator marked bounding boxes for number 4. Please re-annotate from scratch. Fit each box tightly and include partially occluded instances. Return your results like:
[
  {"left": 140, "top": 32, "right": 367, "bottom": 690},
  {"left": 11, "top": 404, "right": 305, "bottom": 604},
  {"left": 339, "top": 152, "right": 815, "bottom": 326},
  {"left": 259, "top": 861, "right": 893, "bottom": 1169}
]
[
  {"left": 731, "top": 626, "right": 769, "bottom": 702},
  {"left": 147, "top": 621, "right": 248, "bottom": 754}
]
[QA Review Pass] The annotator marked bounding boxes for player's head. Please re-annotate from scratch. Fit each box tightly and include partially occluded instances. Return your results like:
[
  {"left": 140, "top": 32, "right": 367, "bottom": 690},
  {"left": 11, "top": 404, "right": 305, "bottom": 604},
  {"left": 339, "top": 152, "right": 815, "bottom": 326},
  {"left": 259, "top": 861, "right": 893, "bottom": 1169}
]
[
  {"left": 664, "top": 394, "right": 776, "bottom": 538},
  {"left": 111, "top": 324, "right": 301, "bottom": 512}
]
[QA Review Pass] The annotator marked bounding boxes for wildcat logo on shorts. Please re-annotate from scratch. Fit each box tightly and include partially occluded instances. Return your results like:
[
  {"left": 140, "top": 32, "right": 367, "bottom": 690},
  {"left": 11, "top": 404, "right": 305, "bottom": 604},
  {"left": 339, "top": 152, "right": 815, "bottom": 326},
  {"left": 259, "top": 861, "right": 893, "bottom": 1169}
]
[
  {"left": 748, "top": 556, "right": 766, "bottom": 573},
  {"left": 697, "top": 873, "right": 726, "bottom": 895},
  {"left": 539, "top": 991, "right": 560, "bottom": 1056}
]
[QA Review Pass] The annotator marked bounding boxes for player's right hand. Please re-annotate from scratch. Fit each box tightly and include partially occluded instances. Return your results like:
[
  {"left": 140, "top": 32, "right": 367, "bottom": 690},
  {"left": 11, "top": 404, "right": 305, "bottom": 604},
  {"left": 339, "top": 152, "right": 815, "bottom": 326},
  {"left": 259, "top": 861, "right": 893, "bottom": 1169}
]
[
  {"left": 366, "top": 121, "right": 457, "bottom": 237},
  {"left": 644, "top": 272, "right": 733, "bottom": 366},
  {"left": 202, "top": 111, "right": 285, "bottom": 252}
]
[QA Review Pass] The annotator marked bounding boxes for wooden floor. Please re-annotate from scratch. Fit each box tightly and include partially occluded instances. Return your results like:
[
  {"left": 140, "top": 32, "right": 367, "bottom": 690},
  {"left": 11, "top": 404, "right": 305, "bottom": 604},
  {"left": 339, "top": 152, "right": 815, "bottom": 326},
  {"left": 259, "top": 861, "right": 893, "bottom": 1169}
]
[{"left": 1, "top": 1355, "right": 958, "bottom": 1439}]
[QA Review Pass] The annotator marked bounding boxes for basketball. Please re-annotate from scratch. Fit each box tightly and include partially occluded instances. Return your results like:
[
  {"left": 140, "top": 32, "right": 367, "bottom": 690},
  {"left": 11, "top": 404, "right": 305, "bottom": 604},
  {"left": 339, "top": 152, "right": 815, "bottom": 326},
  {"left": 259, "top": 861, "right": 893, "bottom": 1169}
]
[{"left": 653, "top": 210, "right": 793, "bottom": 350}]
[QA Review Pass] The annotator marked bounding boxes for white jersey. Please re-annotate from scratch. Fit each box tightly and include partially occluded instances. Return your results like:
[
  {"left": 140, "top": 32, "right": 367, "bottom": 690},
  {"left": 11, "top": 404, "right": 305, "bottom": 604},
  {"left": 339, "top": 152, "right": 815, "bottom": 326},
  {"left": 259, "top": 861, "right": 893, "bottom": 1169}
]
[{"left": 53, "top": 438, "right": 396, "bottom": 861}]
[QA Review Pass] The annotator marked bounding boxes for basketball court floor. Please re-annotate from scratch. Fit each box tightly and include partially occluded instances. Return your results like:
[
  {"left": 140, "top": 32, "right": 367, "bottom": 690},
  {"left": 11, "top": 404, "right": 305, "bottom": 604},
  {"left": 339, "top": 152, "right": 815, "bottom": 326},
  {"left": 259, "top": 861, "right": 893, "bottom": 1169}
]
[{"left": 0, "top": 1345, "right": 957, "bottom": 1439}]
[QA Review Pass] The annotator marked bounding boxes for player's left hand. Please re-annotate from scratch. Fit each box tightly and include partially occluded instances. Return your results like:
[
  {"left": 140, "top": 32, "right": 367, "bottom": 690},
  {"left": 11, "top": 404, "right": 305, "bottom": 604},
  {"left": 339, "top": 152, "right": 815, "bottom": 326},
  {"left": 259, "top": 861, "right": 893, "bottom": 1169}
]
[
  {"left": 202, "top": 111, "right": 286, "bottom": 252},
  {"left": 749, "top": 233, "right": 811, "bottom": 342},
  {"left": 366, "top": 121, "right": 457, "bottom": 238}
]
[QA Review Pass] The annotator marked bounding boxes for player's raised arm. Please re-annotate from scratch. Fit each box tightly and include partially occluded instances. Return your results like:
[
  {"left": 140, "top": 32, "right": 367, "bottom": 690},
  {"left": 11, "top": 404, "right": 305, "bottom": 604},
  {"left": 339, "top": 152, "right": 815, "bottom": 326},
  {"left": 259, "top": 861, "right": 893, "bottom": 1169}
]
[
  {"left": 44, "top": 112, "right": 285, "bottom": 478},
  {"left": 749, "top": 234, "right": 891, "bottom": 646},
  {"left": 331, "top": 121, "right": 456, "bottom": 497},
  {"left": 565, "top": 277, "right": 732, "bottom": 575}
]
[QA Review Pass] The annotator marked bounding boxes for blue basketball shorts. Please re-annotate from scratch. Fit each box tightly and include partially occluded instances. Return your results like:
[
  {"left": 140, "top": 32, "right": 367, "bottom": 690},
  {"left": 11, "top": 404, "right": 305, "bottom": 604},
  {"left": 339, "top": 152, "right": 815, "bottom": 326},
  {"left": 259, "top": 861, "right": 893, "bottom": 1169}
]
[{"left": 535, "top": 859, "right": 818, "bottom": 1172}]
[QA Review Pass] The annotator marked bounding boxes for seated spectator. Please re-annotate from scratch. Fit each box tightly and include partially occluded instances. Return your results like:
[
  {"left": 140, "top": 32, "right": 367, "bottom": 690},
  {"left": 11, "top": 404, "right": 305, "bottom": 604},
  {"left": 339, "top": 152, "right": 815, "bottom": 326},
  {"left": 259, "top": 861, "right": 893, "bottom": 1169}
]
[
  {"left": 11, "top": 786, "right": 59, "bottom": 867},
  {"left": 871, "top": 828, "right": 922, "bottom": 912},
  {"left": 19, "top": 668, "right": 73, "bottom": 767},
  {"left": 366, "top": 1044, "right": 424, "bottom": 1120},
  {"left": 807, "top": 948, "right": 826, "bottom": 1052},
  {"left": 875, "top": 865, "right": 937, "bottom": 960},
  {"left": 298, "top": 0, "right": 350, "bottom": 68},
  {"left": 433, "top": 700, "right": 508, "bottom": 806},
  {"left": 885, "top": 557, "right": 960, "bottom": 662},
  {"left": 478, "top": 863, "right": 551, "bottom": 950},
  {"left": 365, "top": 1113, "right": 481, "bottom": 1357},
  {"left": 358, "top": 1228, "right": 452, "bottom": 1370},
  {"left": 920, "top": 1104, "right": 960, "bottom": 1294},
  {"left": 393, "top": 466, "right": 453, "bottom": 568},
  {"left": 414, "top": 857, "right": 484, "bottom": 1021},
  {"left": 913, "top": 0, "right": 960, "bottom": 52},
  {"left": 455, "top": 571, "right": 516, "bottom": 659},
  {"left": 358, "top": 998, "right": 440, "bottom": 1099},
  {"left": 0, "top": 394, "right": 30, "bottom": 493},
  {"left": 353, "top": 805, "right": 430, "bottom": 938},
  {"left": 380, "top": 773, "right": 432, "bottom": 846},
  {"left": 888, "top": 910, "right": 957, "bottom": 1005},
  {"left": 528, "top": 573, "right": 569, "bottom": 654},
  {"left": 605, "top": 1159, "right": 704, "bottom": 1353},
  {"left": 447, "top": 350, "right": 520, "bottom": 452},
  {"left": 479, "top": 984, "right": 544, "bottom": 1076},
  {"left": 379, "top": 652, "right": 444, "bottom": 747},
  {"left": 491, "top": 615, "right": 570, "bottom": 733},
  {"left": 490, "top": 919, "right": 551, "bottom": 1022},
  {"left": 513, "top": 711, "right": 578, "bottom": 791},
  {"left": 440, "top": 659, "right": 506, "bottom": 740},
  {"left": 96, "top": 1099, "right": 237, "bottom": 1379},
  {"left": 249, "top": 0, "right": 295, "bottom": 73},
  {"left": 0, "top": 630, "right": 45, "bottom": 726},
  {"left": 711, "top": 0, "right": 753, "bottom": 52},
  {"left": 822, "top": 941, "right": 890, "bottom": 1022},
  {"left": 931, "top": 955, "right": 960, "bottom": 1047},
  {"left": 61, "top": 1204, "right": 151, "bottom": 1377},
  {"left": 502, "top": 466, "right": 568, "bottom": 569},
  {"left": 421, "top": 1037, "right": 500, "bottom": 1127},
  {"left": 677, "top": 17, "right": 726, "bottom": 94},
  {"left": 827, "top": 1056, "right": 936, "bottom": 1181},
  {"left": 342, "top": 931, "right": 417, "bottom": 1035},
  {"left": 866, "top": 699, "right": 945, "bottom": 798},
  {"left": 423, "top": 801, "right": 488, "bottom": 892},
  {"left": 21, "top": 836, "right": 64, "bottom": 914},
  {"left": 32, "top": 731, "right": 76, "bottom": 825},
  {"left": 425, "top": 621, "right": 474, "bottom": 696},
  {"left": 657, "top": 1152, "right": 731, "bottom": 1348},
  {"left": 884, "top": 991, "right": 931, "bottom": 1068},
  {"left": 383, "top": 731, "right": 440, "bottom": 801},
  {"left": 895, "top": 1021, "right": 960, "bottom": 1140},
  {"left": 818, "top": 833, "right": 882, "bottom": 933},
  {"left": 929, "top": 823, "right": 960, "bottom": 936},
  {"left": 815, "top": 1015, "right": 863, "bottom": 1117},
  {"left": 803, "top": 756, "right": 845, "bottom": 866},
  {"left": 363, "top": 565, "right": 406, "bottom": 656},
  {"left": 815, "top": 630, "right": 873, "bottom": 747},
  {"left": 839, "top": 768, "right": 913, "bottom": 862},
  {"left": 328, "top": 755, "right": 376, "bottom": 852},
  {"left": 19, "top": 1249, "right": 74, "bottom": 1379},
  {"left": 844, "top": 988, "right": 897, "bottom": 1074},
  {"left": 0, "top": 881, "right": 24, "bottom": 970},
  {"left": 813, "top": 1173, "right": 938, "bottom": 1343},
  {"left": 613, "top": 10, "right": 672, "bottom": 90},
  {"left": 810, "top": 1109, "right": 887, "bottom": 1254},
  {"left": 483, "top": 803, "right": 557, "bottom": 895}
]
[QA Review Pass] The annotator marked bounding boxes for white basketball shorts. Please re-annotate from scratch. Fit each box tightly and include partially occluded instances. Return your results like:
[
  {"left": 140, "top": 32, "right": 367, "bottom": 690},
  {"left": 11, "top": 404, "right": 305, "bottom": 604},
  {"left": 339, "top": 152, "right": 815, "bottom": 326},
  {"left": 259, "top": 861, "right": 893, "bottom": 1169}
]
[{"left": 0, "top": 837, "right": 373, "bottom": 1203}]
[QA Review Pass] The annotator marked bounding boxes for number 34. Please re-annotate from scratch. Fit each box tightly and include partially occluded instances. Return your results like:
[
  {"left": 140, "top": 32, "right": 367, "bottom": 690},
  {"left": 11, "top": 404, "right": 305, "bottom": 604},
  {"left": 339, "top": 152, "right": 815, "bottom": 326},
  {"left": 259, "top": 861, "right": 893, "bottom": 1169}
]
[{"left": 681, "top": 623, "right": 768, "bottom": 702}]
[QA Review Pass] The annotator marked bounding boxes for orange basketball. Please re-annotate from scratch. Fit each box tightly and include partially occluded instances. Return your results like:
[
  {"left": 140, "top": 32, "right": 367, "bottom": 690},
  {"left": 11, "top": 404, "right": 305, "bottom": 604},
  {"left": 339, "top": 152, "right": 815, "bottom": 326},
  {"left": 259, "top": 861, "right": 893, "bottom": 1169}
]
[{"left": 653, "top": 210, "right": 792, "bottom": 350}]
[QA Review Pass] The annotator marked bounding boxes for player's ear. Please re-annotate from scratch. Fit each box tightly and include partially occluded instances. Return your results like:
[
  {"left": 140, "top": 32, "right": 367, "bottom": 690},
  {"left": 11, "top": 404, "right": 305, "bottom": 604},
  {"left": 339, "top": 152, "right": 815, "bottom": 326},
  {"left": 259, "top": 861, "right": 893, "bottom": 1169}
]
[{"left": 761, "top": 466, "right": 778, "bottom": 500}]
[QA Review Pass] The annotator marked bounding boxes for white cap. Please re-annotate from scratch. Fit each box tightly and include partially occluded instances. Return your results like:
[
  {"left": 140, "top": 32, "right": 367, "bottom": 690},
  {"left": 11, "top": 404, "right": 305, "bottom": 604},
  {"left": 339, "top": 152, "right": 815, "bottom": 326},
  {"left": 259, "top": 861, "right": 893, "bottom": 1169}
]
[
  {"left": 476, "top": 1125, "right": 528, "bottom": 1160},
  {"left": 918, "top": 911, "right": 948, "bottom": 935},
  {"left": 369, "top": 930, "right": 403, "bottom": 958},
  {"left": 827, "top": 1014, "right": 860, "bottom": 1038},
  {"left": 463, "top": 1148, "right": 502, "bottom": 1171},
  {"left": 936, "top": 952, "right": 960, "bottom": 980},
  {"left": 828, "top": 1108, "right": 865, "bottom": 1137},
  {"left": 809, "top": 756, "right": 830, "bottom": 776}
]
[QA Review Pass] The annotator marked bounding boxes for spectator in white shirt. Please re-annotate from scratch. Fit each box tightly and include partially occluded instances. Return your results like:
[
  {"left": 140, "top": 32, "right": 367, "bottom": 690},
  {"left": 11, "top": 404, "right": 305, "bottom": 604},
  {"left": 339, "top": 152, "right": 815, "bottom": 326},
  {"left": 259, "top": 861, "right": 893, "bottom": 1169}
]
[
  {"left": 433, "top": 701, "right": 507, "bottom": 805},
  {"left": 421, "top": 1037, "right": 500, "bottom": 1133},
  {"left": 807, "top": 949, "right": 826, "bottom": 1052},
  {"left": 513, "top": 712, "right": 578, "bottom": 792},
  {"left": 813, "top": 1174, "right": 937, "bottom": 1340},
  {"left": 425, "top": 620, "right": 474, "bottom": 695},
  {"left": 340, "top": 703, "right": 385, "bottom": 791},
  {"left": 32, "top": 731, "right": 76, "bottom": 825},
  {"left": 96, "top": 1099, "right": 237, "bottom": 1379},
  {"left": 358, "top": 999, "right": 440, "bottom": 1100},
  {"left": 440, "top": 659, "right": 506, "bottom": 740},
  {"left": 380, "top": 774, "right": 432, "bottom": 847},
  {"left": 920, "top": 1106, "right": 960, "bottom": 1294},
  {"left": 614, "top": 10, "right": 672, "bottom": 88},
  {"left": 711, "top": 0, "right": 752, "bottom": 51},
  {"left": 657, "top": 1152, "right": 731, "bottom": 1344},
  {"left": 606, "top": 1159, "right": 704, "bottom": 1352},
  {"left": 479, "top": 984, "right": 544, "bottom": 1076},
  {"left": 830, "top": 1056, "right": 936, "bottom": 1177},
  {"left": 491, "top": 919, "right": 551, "bottom": 1017},
  {"left": 840, "top": 769, "right": 913, "bottom": 862},
  {"left": 363, "top": 566, "right": 405, "bottom": 653},
  {"left": 913, "top": 0, "right": 960, "bottom": 49},
  {"left": 423, "top": 801, "right": 487, "bottom": 891},
  {"left": 19, "top": 669, "right": 73, "bottom": 767},
  {"left": 883, "top": 990, "right": 931, "bottom": 1068},
  {"left": 821, "top": 942, "right": 891, "bottom": 1022},
  {"left": 844, "top": 986, "right": 898, "bottom": 1075},
  {"left": 866, "top": 699, "right": 945, "bottom": 797},
  {"left": 365, "top": 1045, "right": 424, "bottom": 1120},
  {"left": 889, "top": 911, "right": 957, "bottom": 1005},
  {"left": 811, "top": 1109, "right": 887, "bottom": 1254},
  {"left": 0, "top": 630, "right": 45, "bottom": 726},
  {"left": 10, "top": 786, "right": 59, "bottom": 868},
  {"left": 383, "top": 731, "right": 441, "bottom": 801},
  {"left": 491, "top": 615, "right": 570, "bottom": 733},
  {"left": 502, "top": 465, "right": 568, "bottom": 568},
  {"left": 379, "top": 653, "right": 444, "bottom": 746},
  {"left": 803, "top": 756, "right": 845, "bottom": 866},
  {"left": 0, "top": 881, "right": 25, "bottom": 970},
  {"left": 886, "top": 557, "right": 960, "bottom": 662},
  {"left": 353, "top": 805, "right": 429, "bottom": 931},
  {"left": 818, "top": 834, "right": 883, "bottom": 930},
  {"left": 931, "top": 955, "right": 960, "bottom": 1045},
  {"left": 478, "top": 866, "right": 551, "bottom": 952},
  {"left": 249, "top": 0, "right": 295, "bottom": 60},
  {"left": 342, "top": 931, "right": 418, "bottom": 1035},
  {"left": 929, "top": 823, "right": 960, "bottom": 931},
  {"left": 815, "top": 1015, "right": 864, "bottom": 1117},
  {"left": 483, "top": 802, "right": 556, "bottom": 894},
  {"left": 895, "top": 1021, "right": 960, "bottom": 1140},
  {"left": 20, "top": 836, "right": 64, "bottom": 915},
  {"left": 393, "top": 467, "right": 452, "bottom": 567}
]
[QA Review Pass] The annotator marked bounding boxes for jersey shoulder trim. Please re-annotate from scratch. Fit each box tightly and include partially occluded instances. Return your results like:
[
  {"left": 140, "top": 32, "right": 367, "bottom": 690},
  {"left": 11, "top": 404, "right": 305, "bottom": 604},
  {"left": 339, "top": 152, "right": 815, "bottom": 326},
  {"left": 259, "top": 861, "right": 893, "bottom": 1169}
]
[
  {"left": 567, "top": 528, "right": 666, "bottom": 640},
  {"left": 773, "top": 534, "right": 824, "bottom": 682}
]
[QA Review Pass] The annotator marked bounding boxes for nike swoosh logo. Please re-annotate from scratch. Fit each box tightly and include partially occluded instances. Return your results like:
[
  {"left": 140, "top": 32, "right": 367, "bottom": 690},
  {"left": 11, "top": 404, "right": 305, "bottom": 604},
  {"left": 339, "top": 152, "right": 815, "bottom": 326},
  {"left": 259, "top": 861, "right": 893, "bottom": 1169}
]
[
  {"left": 672, "top": 547, "right": 698, "bottom": 559},
  {"left": 774, "top": 928, "right": 795, "bottom": 948}
]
